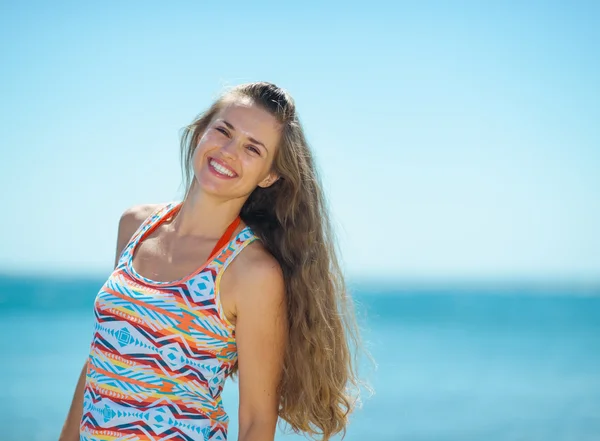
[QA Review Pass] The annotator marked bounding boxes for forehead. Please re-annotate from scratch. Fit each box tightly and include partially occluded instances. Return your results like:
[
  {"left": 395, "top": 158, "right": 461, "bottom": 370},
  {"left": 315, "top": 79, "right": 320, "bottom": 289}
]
[{"left": 214, "top": 100, "right": 281, "bottom": 151}]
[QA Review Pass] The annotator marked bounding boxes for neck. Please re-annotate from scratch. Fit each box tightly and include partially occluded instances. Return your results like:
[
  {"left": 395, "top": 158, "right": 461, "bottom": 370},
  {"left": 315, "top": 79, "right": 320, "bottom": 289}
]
[{"left": 171, "top": 181, "right": 247, "bottom": 239}]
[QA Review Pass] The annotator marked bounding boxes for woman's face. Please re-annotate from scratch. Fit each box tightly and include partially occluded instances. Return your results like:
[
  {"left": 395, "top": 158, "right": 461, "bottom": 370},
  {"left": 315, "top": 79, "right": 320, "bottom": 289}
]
[{"left": 192, "top": 99, "right": 282, "bottom": 199}]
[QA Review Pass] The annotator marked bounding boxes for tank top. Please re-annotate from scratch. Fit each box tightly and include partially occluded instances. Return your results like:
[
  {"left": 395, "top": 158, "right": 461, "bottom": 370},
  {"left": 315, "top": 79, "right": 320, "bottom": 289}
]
[{"left": 80, "top": 200, "right": 259, "bottom": 441}]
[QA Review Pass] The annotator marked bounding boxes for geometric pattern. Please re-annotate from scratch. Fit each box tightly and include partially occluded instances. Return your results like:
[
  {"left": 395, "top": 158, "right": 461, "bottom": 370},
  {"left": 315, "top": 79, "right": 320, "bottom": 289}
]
[{"left": 80, "top": 201, "right": 259, "bottom": 440}]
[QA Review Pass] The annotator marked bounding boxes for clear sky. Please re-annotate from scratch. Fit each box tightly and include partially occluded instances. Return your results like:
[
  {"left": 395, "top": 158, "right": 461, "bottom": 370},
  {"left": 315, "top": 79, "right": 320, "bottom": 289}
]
[{"left": 1, "top": 1, "right": 598, "bottom": 284}]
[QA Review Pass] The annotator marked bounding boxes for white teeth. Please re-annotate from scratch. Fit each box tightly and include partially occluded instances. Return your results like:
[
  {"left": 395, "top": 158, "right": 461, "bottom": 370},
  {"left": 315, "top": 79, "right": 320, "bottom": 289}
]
[{"left": 210, "top": 160, "right": 235, "bottom": 177}]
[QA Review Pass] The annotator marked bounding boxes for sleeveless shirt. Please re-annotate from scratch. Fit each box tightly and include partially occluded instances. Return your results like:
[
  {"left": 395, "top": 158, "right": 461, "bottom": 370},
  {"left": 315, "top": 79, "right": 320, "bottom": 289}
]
[{"left": 80, "top": 200, "right": 259, "bottom": 441}]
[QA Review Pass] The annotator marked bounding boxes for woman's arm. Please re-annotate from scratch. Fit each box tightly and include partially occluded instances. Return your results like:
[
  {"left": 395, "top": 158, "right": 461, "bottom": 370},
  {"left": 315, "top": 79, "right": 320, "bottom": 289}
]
[
  {"left": 58, "top": 204, "right": 156, "bottom": 440},
  {"left": 58, "top": 361, "right": 88, "bottom": 441},
  {"left": 234, "top": 253, "right": 287, "bottom": 441}
]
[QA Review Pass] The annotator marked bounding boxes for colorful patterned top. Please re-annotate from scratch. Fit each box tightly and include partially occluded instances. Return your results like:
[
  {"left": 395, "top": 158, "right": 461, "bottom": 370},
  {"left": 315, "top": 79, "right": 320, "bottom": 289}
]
[{"left": 80, "top": 200, "right": 259, "bottom": 441}]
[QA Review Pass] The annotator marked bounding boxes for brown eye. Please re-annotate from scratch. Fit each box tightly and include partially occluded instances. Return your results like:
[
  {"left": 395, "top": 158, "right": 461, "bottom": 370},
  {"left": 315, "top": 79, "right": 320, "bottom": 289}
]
[
  {"left": 215, "top": 127, "right": 228, "bottom": 136},
  {"left": 247, "top": 146, "right": 260, "bottom": 155}
]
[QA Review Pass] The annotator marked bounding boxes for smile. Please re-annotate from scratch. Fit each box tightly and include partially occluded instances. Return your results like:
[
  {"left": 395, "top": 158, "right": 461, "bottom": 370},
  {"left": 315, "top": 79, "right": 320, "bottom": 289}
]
[{"left": 209, "top": 158, "right": 237, "bottom": 178}]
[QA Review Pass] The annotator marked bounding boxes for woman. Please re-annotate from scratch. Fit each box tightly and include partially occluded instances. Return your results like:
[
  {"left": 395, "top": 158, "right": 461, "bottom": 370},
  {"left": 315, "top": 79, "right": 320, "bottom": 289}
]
[{"left": 59, "top": 82, "right": 362, "bottom": 441}]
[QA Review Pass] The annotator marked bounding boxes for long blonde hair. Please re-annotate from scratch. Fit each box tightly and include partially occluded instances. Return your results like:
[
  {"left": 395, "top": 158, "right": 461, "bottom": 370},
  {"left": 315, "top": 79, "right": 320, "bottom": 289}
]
[{"left": 179, "top": 82, "right": 365, "bottom": 440}]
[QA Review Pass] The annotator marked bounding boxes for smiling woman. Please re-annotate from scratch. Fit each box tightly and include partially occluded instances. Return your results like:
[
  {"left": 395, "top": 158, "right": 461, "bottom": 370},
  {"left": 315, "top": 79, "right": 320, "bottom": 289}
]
[{"left": 59, "top": 82, "right": 365, "bottom": 441}]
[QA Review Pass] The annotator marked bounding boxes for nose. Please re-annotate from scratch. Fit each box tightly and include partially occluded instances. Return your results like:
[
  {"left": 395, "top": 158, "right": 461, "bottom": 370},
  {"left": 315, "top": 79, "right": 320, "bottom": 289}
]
[{"left": 220, "top": 137, "right": 240, "bottom": 159}]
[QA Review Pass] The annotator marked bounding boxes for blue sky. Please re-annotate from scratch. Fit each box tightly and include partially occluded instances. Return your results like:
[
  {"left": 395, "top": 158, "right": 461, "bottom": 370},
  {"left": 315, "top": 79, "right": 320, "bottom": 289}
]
[{"left": 1, "top": 1, "right": 598, "bottom": 283}]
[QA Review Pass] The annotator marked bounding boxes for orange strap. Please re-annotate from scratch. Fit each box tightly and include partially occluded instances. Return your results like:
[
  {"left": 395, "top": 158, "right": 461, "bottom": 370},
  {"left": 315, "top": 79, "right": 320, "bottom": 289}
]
[{"left": 209, "top": 216, "right": 241, "bottom": 258}]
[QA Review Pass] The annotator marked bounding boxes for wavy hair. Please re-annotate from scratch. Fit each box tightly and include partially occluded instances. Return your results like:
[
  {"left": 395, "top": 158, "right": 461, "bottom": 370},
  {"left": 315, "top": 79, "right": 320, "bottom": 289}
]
[{"left": 178, "top": 82, "right": 365, "bottom": 440}]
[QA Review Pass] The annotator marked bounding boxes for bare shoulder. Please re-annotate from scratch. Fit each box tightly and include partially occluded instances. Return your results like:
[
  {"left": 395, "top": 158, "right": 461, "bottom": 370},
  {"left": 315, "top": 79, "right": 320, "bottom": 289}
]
[
  {"left": 118, "top": 203, "right": 165, "bottom": 240},
  {"left": 113, "top": 202, "right": 167, "bottom": 267},
  {"left": 238, "top": 241, "right": 284, "bottom": 286},
  {"left": 228, "top": 240, "right": 286, "bottom": 304},
  {"left": 119, "top": 204, "right": 165, "bottom": 230}
]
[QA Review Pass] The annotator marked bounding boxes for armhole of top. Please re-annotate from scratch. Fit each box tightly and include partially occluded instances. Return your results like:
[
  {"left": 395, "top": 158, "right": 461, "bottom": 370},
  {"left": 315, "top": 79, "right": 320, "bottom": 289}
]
[
  {"left": 130, "top": 202, "right": 171, "bottom": 241},
  {"left": 213, "top": 236, "right": 259, "bottom": 330},
  {"left": 116, "top": 202, "right": 172, "bottom": 267}
]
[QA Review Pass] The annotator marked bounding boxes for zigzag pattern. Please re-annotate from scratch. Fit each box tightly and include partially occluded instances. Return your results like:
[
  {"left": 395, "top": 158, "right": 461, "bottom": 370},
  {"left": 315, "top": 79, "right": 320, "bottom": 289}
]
[{"left": 80, "top": 201, "right": 258, "bottom": 440}]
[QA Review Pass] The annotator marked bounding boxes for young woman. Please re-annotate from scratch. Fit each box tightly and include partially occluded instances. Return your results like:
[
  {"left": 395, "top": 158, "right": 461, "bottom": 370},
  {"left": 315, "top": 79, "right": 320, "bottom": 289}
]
[{"left": 59, "top": 82, "right": 362, "bottom": 441}]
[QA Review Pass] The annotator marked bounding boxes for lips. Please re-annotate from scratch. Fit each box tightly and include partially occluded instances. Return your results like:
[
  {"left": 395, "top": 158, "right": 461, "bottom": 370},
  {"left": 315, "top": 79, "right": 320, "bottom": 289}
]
[{"left": 208, "top": 157, "right": 238, "bottom": 178}]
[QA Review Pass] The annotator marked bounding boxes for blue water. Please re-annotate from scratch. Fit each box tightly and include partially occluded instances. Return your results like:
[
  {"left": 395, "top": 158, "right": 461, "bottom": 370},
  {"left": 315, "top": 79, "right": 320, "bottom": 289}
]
[{"left": 1, "top": 274, "right": 599, "bottom": 441}]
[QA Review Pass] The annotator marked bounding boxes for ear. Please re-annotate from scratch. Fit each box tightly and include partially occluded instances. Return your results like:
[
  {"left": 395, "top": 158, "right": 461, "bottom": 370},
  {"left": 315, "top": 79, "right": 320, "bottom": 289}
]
[{"left": 258, "top": 172, "right": 280, "bottom": 188}]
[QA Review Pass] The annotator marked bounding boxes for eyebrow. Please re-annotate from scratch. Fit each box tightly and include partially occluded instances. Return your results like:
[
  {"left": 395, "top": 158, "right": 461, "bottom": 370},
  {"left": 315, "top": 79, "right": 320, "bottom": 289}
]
[{"left": 218, "top": 119, "right": 267, "bottom": 152}]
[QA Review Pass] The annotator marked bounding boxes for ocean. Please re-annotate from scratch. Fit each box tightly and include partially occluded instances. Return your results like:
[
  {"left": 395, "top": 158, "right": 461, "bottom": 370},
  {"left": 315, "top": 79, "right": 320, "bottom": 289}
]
[{"left": 0, "top": 274, "right": 599, "bottom": 441}]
